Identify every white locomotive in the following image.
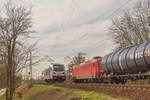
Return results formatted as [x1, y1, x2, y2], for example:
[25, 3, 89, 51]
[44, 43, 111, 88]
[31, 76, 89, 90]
[43, 63, 66, 82]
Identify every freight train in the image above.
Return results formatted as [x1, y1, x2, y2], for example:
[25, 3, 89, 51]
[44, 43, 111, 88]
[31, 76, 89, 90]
[43, 63, 66, 83]
[72, 41, 150, 84]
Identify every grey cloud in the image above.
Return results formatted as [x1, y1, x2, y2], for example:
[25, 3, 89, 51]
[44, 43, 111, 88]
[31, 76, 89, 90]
[0, 0, 138, 64]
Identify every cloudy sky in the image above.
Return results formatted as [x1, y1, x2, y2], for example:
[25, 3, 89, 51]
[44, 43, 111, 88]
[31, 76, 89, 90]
[0, 0, 141, 74]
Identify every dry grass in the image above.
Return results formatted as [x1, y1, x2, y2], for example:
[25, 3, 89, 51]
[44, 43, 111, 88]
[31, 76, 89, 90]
[0, 84, 131, 100]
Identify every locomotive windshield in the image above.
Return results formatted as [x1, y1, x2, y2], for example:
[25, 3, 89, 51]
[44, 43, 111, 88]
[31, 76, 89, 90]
[53, 65, 64, 71]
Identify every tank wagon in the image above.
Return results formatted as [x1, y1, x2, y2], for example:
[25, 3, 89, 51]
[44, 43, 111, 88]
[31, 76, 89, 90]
[43, 63, 66, 83]
[101, 41, 150, 84]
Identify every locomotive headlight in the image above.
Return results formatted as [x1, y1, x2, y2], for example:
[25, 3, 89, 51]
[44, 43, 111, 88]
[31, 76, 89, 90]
[61, 71, 65, 74]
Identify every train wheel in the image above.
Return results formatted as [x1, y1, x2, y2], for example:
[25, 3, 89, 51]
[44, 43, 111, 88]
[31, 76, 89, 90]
[110, 80, 114, 84]
[73, 79, 76, 83]
[121, 79, 126, 84]
[52, 80, 55, 83]
[115, 80, 120, 84]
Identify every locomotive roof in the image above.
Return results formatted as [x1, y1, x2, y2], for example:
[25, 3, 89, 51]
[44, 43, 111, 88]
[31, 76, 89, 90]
[73, 58, 100, 68]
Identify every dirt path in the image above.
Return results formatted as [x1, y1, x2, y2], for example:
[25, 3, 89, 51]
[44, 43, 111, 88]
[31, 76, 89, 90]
[0, 88, 6, 97]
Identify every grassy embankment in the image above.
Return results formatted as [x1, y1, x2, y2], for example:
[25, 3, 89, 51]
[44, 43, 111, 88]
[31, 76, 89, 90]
[0, 84, 130, 100]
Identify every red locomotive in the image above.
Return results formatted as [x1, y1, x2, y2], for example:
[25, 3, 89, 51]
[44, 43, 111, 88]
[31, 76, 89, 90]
[72, 57, 102, 83]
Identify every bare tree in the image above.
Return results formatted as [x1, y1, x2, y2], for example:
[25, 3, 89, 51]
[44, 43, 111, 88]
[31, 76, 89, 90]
[110, 1, 150, 50]
[0, 2, 34, 100]
[67, 53, 86, 79]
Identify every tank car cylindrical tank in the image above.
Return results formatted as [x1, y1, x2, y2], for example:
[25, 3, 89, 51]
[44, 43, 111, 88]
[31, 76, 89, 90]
[101, 41, 150, 74]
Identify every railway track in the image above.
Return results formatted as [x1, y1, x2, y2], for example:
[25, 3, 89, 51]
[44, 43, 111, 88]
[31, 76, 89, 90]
[86, 84, 150, 90]
[33, 81, 150, 90]
[57, 82, 150, 90]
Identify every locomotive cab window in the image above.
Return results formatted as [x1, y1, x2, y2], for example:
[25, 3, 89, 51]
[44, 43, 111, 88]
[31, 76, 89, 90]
[53, 65, 64, 71]
[98, 61, 102, 67]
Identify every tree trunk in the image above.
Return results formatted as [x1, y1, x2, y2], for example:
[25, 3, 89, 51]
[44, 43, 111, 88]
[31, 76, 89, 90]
[5, 71, 15, 100]
[5, 70, 15, 100]
[5, 44, 15, 100]
[6, 88, 14, 100]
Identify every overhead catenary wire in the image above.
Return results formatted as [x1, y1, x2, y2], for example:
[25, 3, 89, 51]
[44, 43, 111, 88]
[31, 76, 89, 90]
[71, 0, 132, 55]
[54, 0, 125, 54]
[64, 0, 124, 46]
[50, 0, 75, 57]
[77, 0, 134, 57]
[81, 0, 133, 52]
[54, 0, 79, 54]
[55, 0, 132, 56]
[58, 0, 74, 33]
[72, 0, 131, 47]
[61, 0, 78, 32]
[52, 0, 78, 56]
